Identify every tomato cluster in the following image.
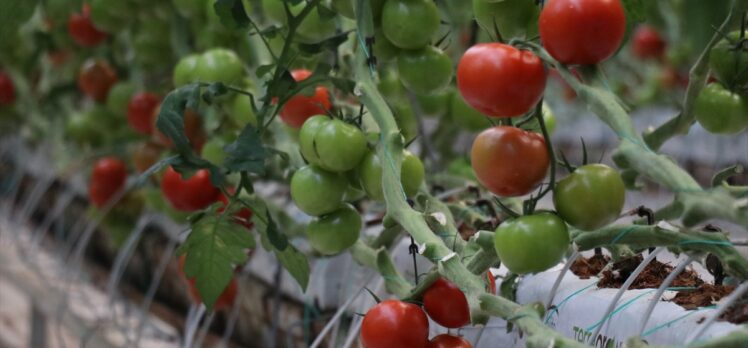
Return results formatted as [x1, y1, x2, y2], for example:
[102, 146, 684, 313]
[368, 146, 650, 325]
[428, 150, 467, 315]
[361, 299, 473, 348]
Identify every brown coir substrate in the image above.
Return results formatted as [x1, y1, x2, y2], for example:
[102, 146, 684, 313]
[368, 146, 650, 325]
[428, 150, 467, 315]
[570, 254, 610, 279]
[570, 254, 703, 289]
[670, 284, 748, 324]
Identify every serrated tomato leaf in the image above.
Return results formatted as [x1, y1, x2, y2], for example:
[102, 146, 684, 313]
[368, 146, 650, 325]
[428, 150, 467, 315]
[297, 31, 352, 54]
[177, 212, 255, 309]
[156, 84, 202, 155]
[243, 197, 309, 291]
[214, 0, 250, 29]
[224, 125, 267, 174]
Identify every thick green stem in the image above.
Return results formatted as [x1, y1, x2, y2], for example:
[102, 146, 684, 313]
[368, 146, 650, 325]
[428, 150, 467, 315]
[353, 0, 487, 323]
[573, 224, 748, 279]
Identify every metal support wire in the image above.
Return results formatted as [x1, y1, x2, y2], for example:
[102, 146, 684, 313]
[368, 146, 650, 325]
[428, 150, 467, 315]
[588, 247, 664, 345]
[546, 250, 580, 308]
[638, 255, 695, 336]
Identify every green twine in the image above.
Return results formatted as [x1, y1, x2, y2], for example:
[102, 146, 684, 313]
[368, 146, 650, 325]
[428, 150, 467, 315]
[641, 305, 717, 337]
[545, 281, 599, 324]
[610, 226, 638, 244]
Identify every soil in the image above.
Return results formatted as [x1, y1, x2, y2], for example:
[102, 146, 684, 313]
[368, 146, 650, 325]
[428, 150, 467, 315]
[570, 254, 610, 279]
[670, 284, 748, 324]
[598, 255, 704, 289]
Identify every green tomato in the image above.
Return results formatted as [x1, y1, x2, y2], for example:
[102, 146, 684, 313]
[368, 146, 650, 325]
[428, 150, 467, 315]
[300, 116, 368, 172]
[553, 164, 625, 231]
[494, 213, 569, 274]
[173, 54, 201, 87]
[473, 0, 539, 41]
[290, 165, 347, 216]
[261, 0, 336, 44]
[397, 46, 453, 94]
[381, 0, 440, 49]
[228, 93, 258, 127]
[694, 83, 748, 134]
[66, 111, 103, 146]
[415, 88, 451, 117]
[374, 29, 401, 64]
[306, 203, 362, 255]
[378, 68, 407, 104]
[449, 91, 491, 131]
[201, 138, 227, 165]
[358, 150, 424, 201]
[709, 30, 748, 90]
[391, 103, 418, 143]
[194, 48, 244, 85]
[105, 82, 136, 116]
[522, 103, 557, 135]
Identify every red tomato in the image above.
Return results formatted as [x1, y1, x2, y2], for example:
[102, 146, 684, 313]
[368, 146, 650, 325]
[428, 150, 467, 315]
[471, 126, 549, 197]
[486, 271, 497, 295]
[457, 43, 546, 117]
[427, 335, 473, 348]
[68, 4, 108, 47]
[217, 191, 254, 229]
[279, 69, 331, 128]
[423, 278, 470, 328]
[178, 255, 238, 311]
[78, 59, 118, 102]
[88, 157, 128, 208]
[632, 25, 666, 60]
[0, 72, 15, 106]
[539, 0, 626, 65]
[127, 92, 160, 135]
[160, 166, 220, 212]
[360, 300, 429, 348]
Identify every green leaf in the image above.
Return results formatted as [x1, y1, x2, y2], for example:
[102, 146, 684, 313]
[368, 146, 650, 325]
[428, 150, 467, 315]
[214, 0, 250, 29]
[256, 64, 275, 78]
[0, 0, 38, 48]
[297, 31, 352, 54]
[224, 124, 267, 174]
[331, 77, 356, 94]
[244, 197, 309, 291]
[156, 84, 202, 155]
[178, 211, 255, 309]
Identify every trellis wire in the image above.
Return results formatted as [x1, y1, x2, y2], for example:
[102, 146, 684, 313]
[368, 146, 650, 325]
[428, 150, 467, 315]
[637, 255, 695, 336]
[587, 247, 664, 345]
[546, 249, 580, 308]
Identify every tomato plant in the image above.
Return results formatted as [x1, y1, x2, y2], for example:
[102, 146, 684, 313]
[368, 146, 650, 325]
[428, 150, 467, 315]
[554, 164, 625, 231]
[539, 0, 626, 65]
[381, 0, 440, 49]
[449, 91, 491, 131]
[131, 142, 161, 173]
[216, 191, 254, 229]
[127, 92, 160, 135]
[423, 278, 470, 328]
[280, 69, 332, 128]
[457, 43, 547, 117]
[78, 59, 118, 102]
[694, 83, 748, 134]
[471, 126, 549, 197]
[0, 72, 15, 106]
[106, 82, 136, 115]
[494, 213, 570, 274]
[358, 150, 425, 201]
[360, 300, 429, 348]
[160, 166, 220, 212]
[632, 25, 667, 61]
[89, 157, 128, 208]
[306, 203, 361, 255]
[427, 334, 473, 348]
[290, 165, 347, 216]
[68, 4, 108, 47]
[299, 116, 368, 172]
